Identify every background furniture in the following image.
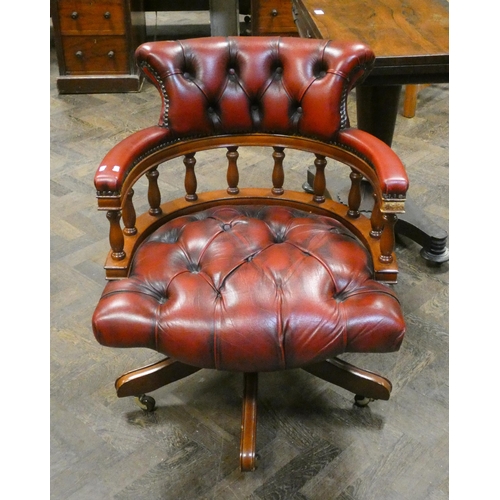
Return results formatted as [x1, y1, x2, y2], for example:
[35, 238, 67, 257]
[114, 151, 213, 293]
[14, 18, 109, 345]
[51, 0, 247, 94]
[292, 0, 449, 263]
[91, 36, 408, 471]
[51, 0, 147, 94]
[403, 83, 431, 118]
[251, 0, 297, 36]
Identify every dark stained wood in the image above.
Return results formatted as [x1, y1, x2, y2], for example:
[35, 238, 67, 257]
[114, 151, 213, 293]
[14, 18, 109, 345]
[347, 169, 362, 218]
[293, 0, 450, 263]
[51, 0, 146, 93]
[292, 0, 449, 85]
[94, 129, 404, 282]
[355, 85, 403, 146]
[312, 154, 327, 204]
[251, 0, 298, 36]
[271, 146, 285, 195]
[56, 0, 128, 35]
[302, 358, 392, 401]
[370, 193, 384, 238]
[146, 167, 162, 215]
[380, 212, 397, 263]
[226, 146, 240, 194]
[240, 372, 259, 472]
[183, 153, 198, 201]
[106, 209, 126, 260]
[115, 357, 201, 397]
[123, 189, 137, 235]
[101, 188, 400, 283]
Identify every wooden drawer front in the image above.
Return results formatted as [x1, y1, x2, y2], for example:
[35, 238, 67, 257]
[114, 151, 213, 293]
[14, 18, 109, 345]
[62, 36, 129, 74]
[255, 0, 296, 33]
[57, 0, 126, 35]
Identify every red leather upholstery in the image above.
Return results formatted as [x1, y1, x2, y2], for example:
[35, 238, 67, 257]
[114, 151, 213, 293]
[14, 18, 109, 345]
[91, 37, 408, 470]
[137, 37, 372, 138]
[94, 37, 407, 199]
[93, 206, 405, 372]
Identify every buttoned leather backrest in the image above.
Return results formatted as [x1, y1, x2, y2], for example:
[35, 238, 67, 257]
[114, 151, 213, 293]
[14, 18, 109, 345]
[136, 37, 374, 142]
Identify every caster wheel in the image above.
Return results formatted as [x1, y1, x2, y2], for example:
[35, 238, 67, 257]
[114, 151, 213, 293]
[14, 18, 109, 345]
[135, 394, 156, 412]
[354, 395, 374, 407]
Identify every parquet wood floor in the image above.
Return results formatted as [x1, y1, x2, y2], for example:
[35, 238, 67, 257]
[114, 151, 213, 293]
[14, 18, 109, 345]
[50, 21, 449, 499]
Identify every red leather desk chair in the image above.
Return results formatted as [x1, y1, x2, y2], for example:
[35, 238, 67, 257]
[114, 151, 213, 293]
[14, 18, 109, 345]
[92, 36, 408, 471]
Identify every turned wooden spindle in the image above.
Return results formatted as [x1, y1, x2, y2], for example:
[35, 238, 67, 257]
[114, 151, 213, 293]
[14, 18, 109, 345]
[122, 188, 137, 235]
[146, 167, 162, 216]
[184, 152, 198, 201]
[313, 154, 327, 203]
[370, 193, 384, 238]
[106, 210, 125, 260]
[347, 170, 362, 218]
[271, 146, 285, 195]
[379, 213, 397, 263]
[226, 146, 240, 194]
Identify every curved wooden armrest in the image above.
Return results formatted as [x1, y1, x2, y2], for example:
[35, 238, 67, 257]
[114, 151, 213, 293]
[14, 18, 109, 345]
[94, 126, 171, 196]
[337, 128, 409, 200]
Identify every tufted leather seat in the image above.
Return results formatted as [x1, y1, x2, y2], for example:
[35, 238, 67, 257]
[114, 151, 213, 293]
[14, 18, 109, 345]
[91, 36, 408, 472]
[94, 205, 404, 372]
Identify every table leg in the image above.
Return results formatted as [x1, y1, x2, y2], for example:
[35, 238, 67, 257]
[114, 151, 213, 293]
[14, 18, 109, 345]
[356, 85, 449, 263]
[209, 0, 240, 36]
[356, 84, 402, 146]
[303, 83, 448, 263]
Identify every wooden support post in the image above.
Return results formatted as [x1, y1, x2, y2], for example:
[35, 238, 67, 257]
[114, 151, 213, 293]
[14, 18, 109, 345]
[146, 167, 162, 215]
[123, 189, 137, 235]
[184, 153, 198, 201]
[226, 146, 240, 194]
[240, 372, 258, 472]
[271, 146, 285, 195]
[107, 210, 125, 260]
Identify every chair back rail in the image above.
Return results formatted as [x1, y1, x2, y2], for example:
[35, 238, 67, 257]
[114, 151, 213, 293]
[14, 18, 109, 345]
[94, 37, 409, 283]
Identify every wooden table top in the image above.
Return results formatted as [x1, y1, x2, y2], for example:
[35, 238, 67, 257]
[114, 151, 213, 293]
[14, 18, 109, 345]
[292, 0, 449, 83]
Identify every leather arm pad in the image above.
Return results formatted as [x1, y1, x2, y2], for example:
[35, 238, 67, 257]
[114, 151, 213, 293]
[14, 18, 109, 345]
[94, 126, 171, 194]
[337, 128, 409, 198]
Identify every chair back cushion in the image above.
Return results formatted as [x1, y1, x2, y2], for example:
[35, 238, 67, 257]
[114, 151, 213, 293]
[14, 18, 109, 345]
[136, 37, 375, 141]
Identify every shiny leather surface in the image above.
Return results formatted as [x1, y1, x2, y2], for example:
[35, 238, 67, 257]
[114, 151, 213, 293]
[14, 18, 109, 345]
[94, 37, 408, 197]
[137, 37, 374, 138]
[93, 206, 405, 372]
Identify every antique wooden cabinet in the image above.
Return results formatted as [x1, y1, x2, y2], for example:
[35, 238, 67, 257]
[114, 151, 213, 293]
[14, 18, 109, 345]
[51, 0, 146, 93]
[251, 0, 297, 36]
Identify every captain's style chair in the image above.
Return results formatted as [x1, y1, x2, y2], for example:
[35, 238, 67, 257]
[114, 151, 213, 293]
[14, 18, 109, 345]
[92, 36, 408, 471]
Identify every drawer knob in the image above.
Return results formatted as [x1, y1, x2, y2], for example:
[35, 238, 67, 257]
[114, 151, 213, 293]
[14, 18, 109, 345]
[107, 51, 115, 58]
[75, 51, 83, 59]
[271, 9, 278, 16]
[104, 11, 111, 19]
[71, 11, 79, 19]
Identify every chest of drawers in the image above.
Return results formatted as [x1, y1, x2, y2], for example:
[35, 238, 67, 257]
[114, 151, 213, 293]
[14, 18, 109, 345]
[52, 0, 146, 93]
[251, 0, 297, 36]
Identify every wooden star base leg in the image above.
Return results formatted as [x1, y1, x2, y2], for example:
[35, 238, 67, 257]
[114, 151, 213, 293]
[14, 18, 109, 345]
[302, 357, 392, 402]
[240, 372, 258, 472]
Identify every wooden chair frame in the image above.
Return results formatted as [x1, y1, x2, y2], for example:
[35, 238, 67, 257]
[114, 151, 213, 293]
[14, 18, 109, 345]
[95, 134, 404, 470]
[93, 37, 408, 471]
[97, 134, 404, 284]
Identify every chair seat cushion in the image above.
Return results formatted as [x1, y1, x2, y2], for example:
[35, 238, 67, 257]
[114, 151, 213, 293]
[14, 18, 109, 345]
[92, 205, 405, 372]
